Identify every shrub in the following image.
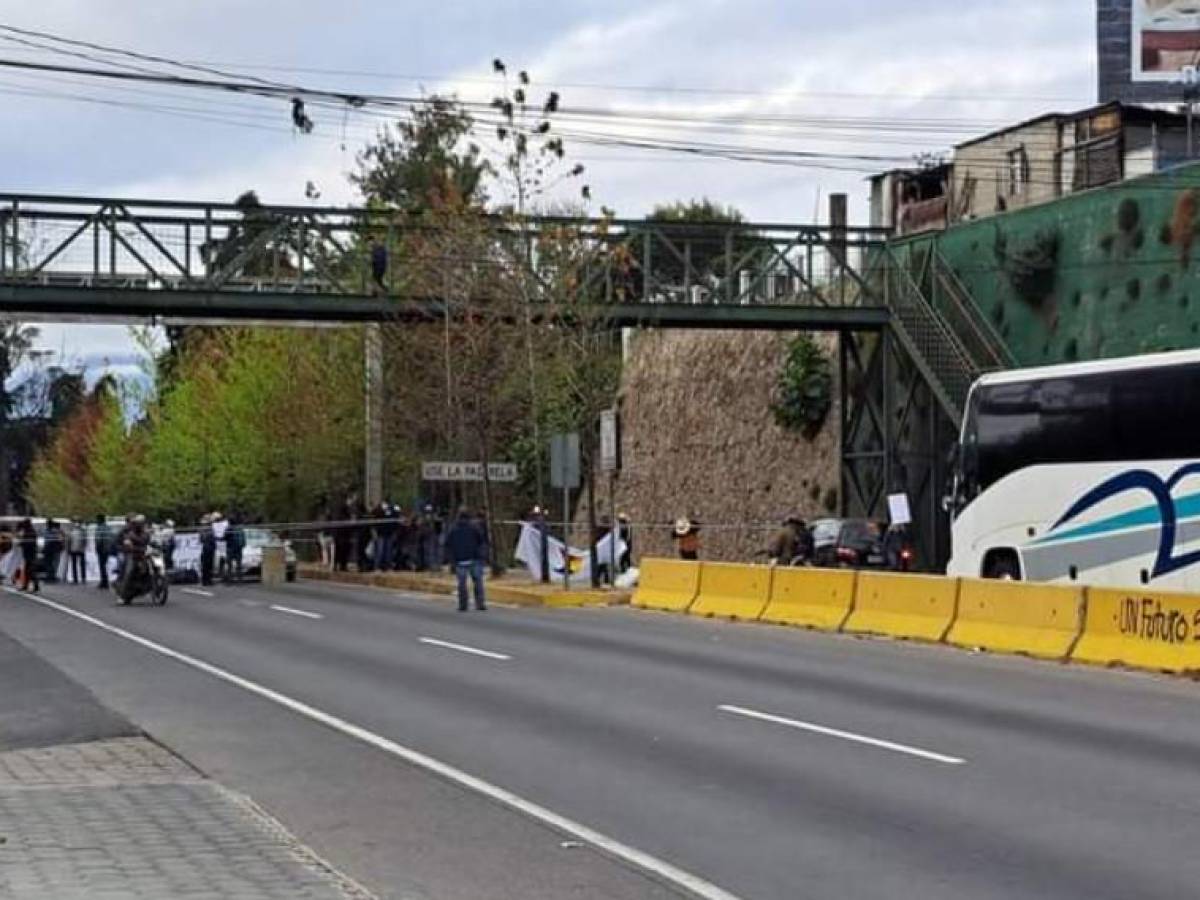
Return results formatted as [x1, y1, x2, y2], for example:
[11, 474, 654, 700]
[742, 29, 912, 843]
[771, 334, 832, 439]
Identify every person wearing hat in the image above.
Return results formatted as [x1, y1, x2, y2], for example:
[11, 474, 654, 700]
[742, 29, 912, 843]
[673, 517, 701, 561]
[768, 516, 810, 566]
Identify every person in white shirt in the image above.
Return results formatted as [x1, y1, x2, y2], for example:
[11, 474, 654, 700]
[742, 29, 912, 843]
[211, 512, 228, 579]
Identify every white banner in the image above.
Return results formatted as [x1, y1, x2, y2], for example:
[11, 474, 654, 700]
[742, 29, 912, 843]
[513, 522, 626, 587]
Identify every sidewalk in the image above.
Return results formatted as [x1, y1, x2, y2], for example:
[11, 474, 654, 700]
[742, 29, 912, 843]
[0, 632, 373, 900]
[300, 565, 632, 608]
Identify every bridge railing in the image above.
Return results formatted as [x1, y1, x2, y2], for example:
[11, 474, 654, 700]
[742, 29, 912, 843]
[0, 193, 889, 311]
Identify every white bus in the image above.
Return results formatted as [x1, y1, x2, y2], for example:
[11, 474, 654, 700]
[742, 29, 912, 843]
[946, 349, 1200, 590]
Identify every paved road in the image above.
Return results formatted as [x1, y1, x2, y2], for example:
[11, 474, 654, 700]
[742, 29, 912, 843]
[3, 577, 1200, 900]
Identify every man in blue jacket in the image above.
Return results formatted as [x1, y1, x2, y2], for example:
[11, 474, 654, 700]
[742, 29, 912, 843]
[444, 507, 488, 612]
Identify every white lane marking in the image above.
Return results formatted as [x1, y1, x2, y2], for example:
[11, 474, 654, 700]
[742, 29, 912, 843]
[718, 704, 966, 766]
[270, 604, 323, 620]
[418, 637, 510, 661]
[182, 588, 215, 598]
[2, 588, 741, 900]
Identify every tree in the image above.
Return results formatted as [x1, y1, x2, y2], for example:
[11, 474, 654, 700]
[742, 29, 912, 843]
[140, 328, 363, 524]
[490, 63, 591, 509]
[639, 199, 754, 300]
[198, 191, 295, 279]
[25, 378, 126, 518]
[352, 97, 490, 213]
[0, 321, 40, 512]
[397, 202, 531, 565]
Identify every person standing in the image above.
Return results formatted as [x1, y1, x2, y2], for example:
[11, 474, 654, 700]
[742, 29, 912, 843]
[43, 519, 63, 583]
[16, 518, 39, 593]
[211, 512, 228, 581]
[767, 518, 800, 566]
[445, 508, 487, 612]
[317, 501, 334, 571]
[370, 238, 388, 295]
[158, 519, 177, 572]
[617, 513, 632, 573]
[673, 518, 701, 561]
[225, 518, 245, 584]
[67, 520, 86, 584]
[199, 515, 216, 587]
[419, 505, 443, 573]
[383, 502, 403, 572]
[594, 515, 614, 586]
[94, 514, 113, 589]
[398, 507, 418, 571]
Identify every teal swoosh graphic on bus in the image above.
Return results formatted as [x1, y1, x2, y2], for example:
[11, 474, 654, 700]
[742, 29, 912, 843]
[1036, 490, 1200, 546]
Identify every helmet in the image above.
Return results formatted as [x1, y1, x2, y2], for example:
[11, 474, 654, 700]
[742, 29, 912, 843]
[133, 514, 147, 526]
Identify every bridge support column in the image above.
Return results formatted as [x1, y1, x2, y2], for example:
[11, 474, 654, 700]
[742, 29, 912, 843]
[840, 328, 954, 571]
[364, 323, 384, 509]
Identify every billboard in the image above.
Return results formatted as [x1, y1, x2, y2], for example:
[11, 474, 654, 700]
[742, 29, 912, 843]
[1134, 1, 1200, 81]
[1098, 0, 1200, 102]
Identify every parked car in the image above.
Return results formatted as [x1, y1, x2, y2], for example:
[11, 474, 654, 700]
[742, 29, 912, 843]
[808, 518, 843, 565]
[812, 518, 913, 570]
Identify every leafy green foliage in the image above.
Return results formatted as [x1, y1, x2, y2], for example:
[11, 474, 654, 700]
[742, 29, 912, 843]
[29, 329, 365, 524]
[771, 335, 832, 439]
[352, 97, 489, 212]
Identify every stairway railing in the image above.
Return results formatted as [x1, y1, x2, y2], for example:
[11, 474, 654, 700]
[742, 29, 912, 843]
[878, 248, 982, 424]
[930, 248, 1017, 371]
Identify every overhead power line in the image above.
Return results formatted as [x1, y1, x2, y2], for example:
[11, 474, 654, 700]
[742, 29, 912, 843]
[0, 23, 1159, 183]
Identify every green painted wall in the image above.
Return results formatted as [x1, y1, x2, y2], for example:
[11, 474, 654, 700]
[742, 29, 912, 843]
[892, 163, 1200, 366]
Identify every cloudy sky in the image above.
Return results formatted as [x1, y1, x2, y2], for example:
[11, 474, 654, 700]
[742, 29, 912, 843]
[0, 0, 1098, 374]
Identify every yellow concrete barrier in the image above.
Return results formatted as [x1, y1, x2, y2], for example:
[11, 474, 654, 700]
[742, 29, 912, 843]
[632, 558, 701, 612]
[690, 563, 773, 620]
[759, 568, 856, 630]
[947, 579, 1084, 660]
[843, 572, 960, 642]
[1072, 588, 1200, 673]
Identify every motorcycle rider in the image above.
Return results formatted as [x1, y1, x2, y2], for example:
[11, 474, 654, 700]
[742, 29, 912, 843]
[116, 515, 151, 598]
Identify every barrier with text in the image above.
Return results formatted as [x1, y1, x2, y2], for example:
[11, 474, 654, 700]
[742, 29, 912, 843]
[1072, 588, 1200, 673]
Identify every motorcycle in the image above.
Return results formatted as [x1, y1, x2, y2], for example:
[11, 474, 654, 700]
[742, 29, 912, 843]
[114, 540, 169, 606]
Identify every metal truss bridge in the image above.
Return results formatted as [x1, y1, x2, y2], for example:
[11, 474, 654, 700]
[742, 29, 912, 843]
[0, 192, 1014, 568]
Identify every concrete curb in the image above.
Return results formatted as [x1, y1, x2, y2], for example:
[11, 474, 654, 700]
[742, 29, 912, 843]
[299, 566, 630, 609]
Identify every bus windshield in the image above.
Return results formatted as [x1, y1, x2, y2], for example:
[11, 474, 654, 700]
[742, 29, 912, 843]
[958, 361, 1200, 507]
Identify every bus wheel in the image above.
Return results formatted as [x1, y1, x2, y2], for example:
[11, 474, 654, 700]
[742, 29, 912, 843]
[983, 550, 1021, 581]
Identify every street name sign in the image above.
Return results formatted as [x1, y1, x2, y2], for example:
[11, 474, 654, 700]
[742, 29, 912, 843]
[421, 461, 519, 483]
